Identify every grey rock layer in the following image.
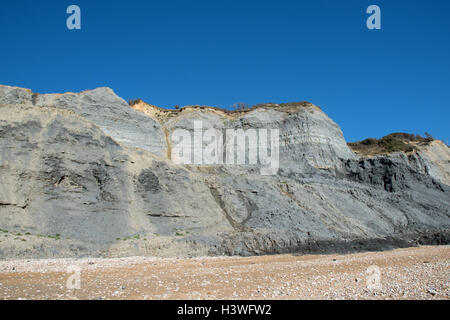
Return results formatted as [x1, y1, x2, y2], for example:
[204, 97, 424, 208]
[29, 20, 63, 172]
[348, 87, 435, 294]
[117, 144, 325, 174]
[0, 85, 167, 156]
[0, 85, 448, 259]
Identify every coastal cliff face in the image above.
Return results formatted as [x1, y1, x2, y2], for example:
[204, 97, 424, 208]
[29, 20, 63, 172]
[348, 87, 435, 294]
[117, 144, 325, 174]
[0, 85, 448, 259]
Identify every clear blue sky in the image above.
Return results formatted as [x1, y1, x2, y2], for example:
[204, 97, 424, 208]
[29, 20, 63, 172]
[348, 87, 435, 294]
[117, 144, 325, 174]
[1, 0, 449, 143]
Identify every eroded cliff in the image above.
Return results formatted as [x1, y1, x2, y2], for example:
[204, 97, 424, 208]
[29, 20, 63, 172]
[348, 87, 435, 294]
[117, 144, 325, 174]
[0, 85, 448, 259]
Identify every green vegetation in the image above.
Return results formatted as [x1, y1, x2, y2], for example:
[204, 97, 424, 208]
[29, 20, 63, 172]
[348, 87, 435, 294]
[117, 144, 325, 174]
[0, 229, 66, 241]
[48, 234, 61, 240]
[278, 101, 313, 108]
[348, 132, 434, 156]
[120, 234, 143, 241]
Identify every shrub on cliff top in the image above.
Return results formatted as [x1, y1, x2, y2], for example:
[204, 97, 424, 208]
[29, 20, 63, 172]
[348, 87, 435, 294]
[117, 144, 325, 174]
[348, 132, 434, 156]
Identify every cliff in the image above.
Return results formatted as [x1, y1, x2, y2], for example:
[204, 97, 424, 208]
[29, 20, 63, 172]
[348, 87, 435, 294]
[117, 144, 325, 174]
[0, 85, 448, 259]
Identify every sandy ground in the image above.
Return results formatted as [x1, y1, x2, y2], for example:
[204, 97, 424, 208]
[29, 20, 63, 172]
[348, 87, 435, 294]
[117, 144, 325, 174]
[0, 245, 448, 300]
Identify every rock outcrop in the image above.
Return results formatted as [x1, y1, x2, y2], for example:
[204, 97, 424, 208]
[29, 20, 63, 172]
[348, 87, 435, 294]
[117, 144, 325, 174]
[0, 85, 448, 259]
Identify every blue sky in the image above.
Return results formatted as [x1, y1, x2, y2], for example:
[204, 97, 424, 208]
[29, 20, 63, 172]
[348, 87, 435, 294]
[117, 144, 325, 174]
[0, 0, 449, 143]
